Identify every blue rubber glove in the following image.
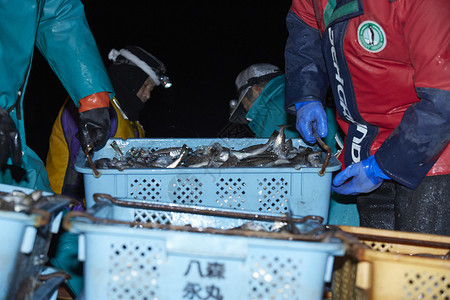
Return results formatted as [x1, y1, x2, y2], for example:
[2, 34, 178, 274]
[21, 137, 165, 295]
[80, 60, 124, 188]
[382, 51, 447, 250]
[332, 155, 390, 195]
[295, 101, 328, 144]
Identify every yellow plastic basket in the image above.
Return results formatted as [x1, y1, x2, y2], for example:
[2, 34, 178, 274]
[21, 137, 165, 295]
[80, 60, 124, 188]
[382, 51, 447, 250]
[332, 226, 450, 300]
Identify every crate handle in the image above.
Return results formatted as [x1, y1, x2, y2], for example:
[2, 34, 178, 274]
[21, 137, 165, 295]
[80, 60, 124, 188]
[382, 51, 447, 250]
[339, 226, 450, 251]
[92, 192, 325, 225]
[30, 208, 51, 227]
[38, 270, 72, 281]
[63, 204, 345, 243]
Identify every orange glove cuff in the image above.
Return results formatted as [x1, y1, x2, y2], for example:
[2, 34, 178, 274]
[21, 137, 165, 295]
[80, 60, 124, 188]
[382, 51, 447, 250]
[78, 92, 110, 113]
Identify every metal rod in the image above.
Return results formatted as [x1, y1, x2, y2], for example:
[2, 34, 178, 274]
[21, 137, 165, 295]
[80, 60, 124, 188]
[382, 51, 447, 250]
[346, 232, 450, 250]
[93, 193, 325, 224]
[64, 209, 339, 242]
[84, 146, 101, 178]
[312, 128, 331, 176]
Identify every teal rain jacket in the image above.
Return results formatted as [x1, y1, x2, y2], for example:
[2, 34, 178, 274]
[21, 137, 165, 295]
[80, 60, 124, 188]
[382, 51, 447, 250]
[246, 75, 299, 138]
[0, 0, 114, 191]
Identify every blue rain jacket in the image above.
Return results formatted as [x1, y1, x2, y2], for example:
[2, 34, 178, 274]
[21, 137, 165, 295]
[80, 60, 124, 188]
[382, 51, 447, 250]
[246, 75, 299, 138]
[0, 0, 114, 191]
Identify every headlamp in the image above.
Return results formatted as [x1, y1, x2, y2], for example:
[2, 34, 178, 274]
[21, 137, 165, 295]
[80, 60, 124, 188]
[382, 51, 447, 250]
[159, 75, 172, 88]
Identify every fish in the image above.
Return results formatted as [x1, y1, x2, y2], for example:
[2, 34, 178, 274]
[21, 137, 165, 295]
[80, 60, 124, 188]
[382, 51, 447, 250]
[150, 155, 174, 168]
[92, 125, 326, 170]
[230, 130, 277, 160]
[183, 154, 209, 168]
[167, 144, 189, 168]
[2, 190, 42, 213]
[151, 146, 189, 159]
[219, 155, 238, 168]
[184, 144, 219, 168]
[110, 140, 124, 158]
[273, 125, 289, 151]
[236, 156, 277, 168]
[307, 151, 323, 168]
[94, 158, 113, 169]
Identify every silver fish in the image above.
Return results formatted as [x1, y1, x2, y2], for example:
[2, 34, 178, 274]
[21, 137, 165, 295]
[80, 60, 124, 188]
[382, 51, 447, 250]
[307, 151, 323, 168]
[230, 130, 277, 160]
[273, 125, 289, 150]
[167, 144, 189, 168]
[3, 190, 42, 213]
[150, 155, 174, 168]
[236, 156, 276, 168]
[219, 156, 238, 168]
[110, 140, 124, 158]
[151, 146, 188, 159]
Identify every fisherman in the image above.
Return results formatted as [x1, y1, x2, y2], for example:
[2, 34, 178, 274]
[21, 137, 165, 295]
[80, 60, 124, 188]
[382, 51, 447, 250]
[47, 45, 171, 201]
[46, 45, 171, 296]
[285, 0, 450, 235]
[0, 1, 113, 192]
[228, 63, 356, 225]
[229, 63, 300, 138]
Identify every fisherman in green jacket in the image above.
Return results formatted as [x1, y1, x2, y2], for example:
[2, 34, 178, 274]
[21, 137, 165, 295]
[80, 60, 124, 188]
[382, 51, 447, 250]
[0, 0, 114, 192]
[229, 63, 299, 138]
[229, 63, 359, 226]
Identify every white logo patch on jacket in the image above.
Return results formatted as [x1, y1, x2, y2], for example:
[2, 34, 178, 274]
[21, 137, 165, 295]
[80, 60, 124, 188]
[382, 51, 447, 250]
[357, 21, 387, 53]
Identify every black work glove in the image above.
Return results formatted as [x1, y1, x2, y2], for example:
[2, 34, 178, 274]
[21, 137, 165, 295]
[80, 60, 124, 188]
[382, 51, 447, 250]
[0, 107, 22, 168]
[77, 107, 110, 154]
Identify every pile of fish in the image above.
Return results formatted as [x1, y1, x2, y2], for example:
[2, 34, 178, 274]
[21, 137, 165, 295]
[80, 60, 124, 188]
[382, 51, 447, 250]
[93, 126, 324, 170]
[0, 190, 45, 213]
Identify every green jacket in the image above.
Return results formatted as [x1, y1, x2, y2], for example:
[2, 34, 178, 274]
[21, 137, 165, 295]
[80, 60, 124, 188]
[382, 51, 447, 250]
[246, 75, 299, 138]
[0, 0, 113, 191]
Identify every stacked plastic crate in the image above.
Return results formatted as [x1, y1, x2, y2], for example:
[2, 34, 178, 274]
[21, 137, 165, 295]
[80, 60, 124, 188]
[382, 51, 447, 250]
[333, 226, 450, 300]
[0, 183, 72, 300]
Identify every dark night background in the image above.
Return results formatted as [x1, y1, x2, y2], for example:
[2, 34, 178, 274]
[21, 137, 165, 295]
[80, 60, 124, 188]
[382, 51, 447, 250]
[24, 1, 292, 162]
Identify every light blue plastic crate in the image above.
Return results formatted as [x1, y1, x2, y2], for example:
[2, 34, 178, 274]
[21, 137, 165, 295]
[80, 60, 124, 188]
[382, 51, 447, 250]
[0, 184, 66, 300]
[75, 138, 341, 223]
[68, 200, 345, 300]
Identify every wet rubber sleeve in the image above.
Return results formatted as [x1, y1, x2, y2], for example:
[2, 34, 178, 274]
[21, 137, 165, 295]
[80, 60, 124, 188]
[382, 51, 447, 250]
[35, 0, 114, 105]
[376, 89, 450, 189]
[284, 9, 329, 114]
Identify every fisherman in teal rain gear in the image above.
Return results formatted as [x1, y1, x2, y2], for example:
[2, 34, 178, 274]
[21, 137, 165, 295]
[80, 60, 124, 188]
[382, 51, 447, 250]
[0, 0, 115, 296]
[229, 63, 359, 226]
[0, 0, 114, 190]
[229, 63, 299, 138]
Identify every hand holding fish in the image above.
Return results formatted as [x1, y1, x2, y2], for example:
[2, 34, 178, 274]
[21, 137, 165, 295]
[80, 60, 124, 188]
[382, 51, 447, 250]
[332, 155, 390, 195]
